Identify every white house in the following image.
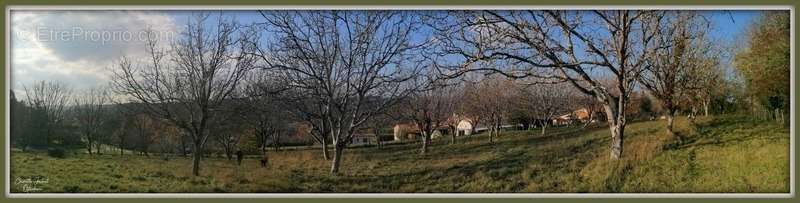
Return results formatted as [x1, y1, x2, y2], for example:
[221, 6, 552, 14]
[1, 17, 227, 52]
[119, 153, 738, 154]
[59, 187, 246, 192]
[456, 119, 473, 136]
[393, 124, 419, 141]
[552, 114, 573, 126]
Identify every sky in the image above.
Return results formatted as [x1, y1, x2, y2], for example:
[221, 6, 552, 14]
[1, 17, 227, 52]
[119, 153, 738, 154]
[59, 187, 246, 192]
[8, 10, 765, 97]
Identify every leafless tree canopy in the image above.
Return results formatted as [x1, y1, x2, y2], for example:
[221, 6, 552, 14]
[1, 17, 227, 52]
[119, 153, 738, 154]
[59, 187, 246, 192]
[639, 11, 715, 137]
[8, 10, 757, 181]
[395, 77, 460, 154]
[458, 75, 515, 143]
[22, 81, 73, 147]
[73, 87, 110, 155]
[428, 10, 666, 159]
[239, 70, 292, 158]
[110, 13, 257, 176]
[251, 10, 427, 174]
[512, 82, 578, 135]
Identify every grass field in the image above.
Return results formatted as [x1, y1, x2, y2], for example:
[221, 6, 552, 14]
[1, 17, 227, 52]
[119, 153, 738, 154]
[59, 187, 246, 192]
[9, 114, 790, 193]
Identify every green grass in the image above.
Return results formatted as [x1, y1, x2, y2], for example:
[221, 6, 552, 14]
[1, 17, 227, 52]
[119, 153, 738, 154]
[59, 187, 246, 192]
[9, 114, 790, 193]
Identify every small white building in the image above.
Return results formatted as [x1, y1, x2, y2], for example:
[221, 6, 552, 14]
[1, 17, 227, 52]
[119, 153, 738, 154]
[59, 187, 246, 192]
[552, 114, 573, 126]
[456, 119, 473, 136]
[393, 124, 419, 141]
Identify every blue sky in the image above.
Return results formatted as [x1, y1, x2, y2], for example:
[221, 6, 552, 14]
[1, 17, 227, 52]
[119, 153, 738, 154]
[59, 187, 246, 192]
[9, 10, 766, 96]
[707, 10, 760, 43]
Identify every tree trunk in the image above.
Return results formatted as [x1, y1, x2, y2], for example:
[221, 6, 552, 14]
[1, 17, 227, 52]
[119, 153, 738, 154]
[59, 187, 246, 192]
[321, 138, 330, 160]
[703, 100, 710, 117]
[45, 128, 52, 147]
[780, 109, 787, 126]
[330, 143, 344, 175]
[495, 123, 501, 137]
[421, 131, 431, 154]
[774, 108, 780, 123]
[373, 128, 382, 148]
[603, 102, 625, 160]
[541, 122, 547, 136]
[489, 125, 494, 143]
[261, 143, 267, 156]
[666, 113, 675, 137]
[87, 138, 93, 155]
[180, 136, 188, 157]
[609, 122, 624, 160]
[191, 143, 202, 176]
[450, 127, 456, 145]
[470, 120, 479, 135]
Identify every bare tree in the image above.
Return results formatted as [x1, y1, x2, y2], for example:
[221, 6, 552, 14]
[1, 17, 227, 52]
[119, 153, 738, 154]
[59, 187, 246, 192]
[10, 91, 29, 151]
[21, 81, 72, 148]
[113, 112, 127, 156]
[457, 82, 483, 135]
[363, 112, 392, 149]
[691, 57, 724, 117]
[110, 14, 256, 176]
[396, 79, 458, 154]
[211, 120, 246, 161]
[252, 11, 424, 175]
[513, 82, 575, 136]
[152, 120, 181, 160]
[429, 10, 663, 159]
[240, 70, 291, 162]
[131, 114, 155, 157]
[73, 87, 110, 155]
[459, 76, 513, 143]
[639, 11, 711, 137]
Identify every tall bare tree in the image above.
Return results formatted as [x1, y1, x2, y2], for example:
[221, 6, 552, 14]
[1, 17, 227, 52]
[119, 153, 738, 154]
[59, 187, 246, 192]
[131, 114, 155, 157]
[240, 72, 290, 160]
[429, 10, 663, 159]
[512, 82, 575, 136]
[21, 81, 72, 148]
[73, 87, 110, 155]
[459, 76, 513, 143]
[211, 119, 246, 161]
[252, 11, 424, 175]
[639, 11, 711, 137]
[363, 111, 393, 149]
[691, 56, 724, 117]
[110, 14, 256, 176]
[152, 119, 181, 160]
[396, 79, 458, 154]
[456, 82, 482, 135]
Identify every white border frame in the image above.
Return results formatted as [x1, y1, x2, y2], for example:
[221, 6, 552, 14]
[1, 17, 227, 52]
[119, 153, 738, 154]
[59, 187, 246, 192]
[3, 5, 795, 199]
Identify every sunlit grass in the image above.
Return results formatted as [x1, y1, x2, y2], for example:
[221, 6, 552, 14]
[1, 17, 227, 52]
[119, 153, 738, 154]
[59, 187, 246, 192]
[10, 115, 789, 193]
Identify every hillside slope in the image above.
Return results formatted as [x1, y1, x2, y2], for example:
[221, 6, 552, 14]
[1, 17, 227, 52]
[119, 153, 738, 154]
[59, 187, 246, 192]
[10, 115, 789, 193]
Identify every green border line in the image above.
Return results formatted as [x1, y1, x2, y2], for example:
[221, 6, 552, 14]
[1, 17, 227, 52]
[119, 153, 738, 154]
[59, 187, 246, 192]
[0, 1, 797, 203]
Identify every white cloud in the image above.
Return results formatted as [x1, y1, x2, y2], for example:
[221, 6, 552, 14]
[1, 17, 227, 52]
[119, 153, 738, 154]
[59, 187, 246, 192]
[10, 10, 181, 95]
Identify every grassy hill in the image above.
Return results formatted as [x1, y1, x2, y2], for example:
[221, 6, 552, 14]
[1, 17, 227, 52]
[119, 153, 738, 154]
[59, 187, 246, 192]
[9, 114, 789, 193]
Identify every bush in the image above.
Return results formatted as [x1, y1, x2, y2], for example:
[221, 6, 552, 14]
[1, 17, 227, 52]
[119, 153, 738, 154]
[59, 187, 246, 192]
[47, 148, 66, 158]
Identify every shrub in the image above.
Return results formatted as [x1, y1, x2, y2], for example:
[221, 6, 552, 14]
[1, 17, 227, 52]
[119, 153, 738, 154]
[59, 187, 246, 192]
[47, 148, 66, 158]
